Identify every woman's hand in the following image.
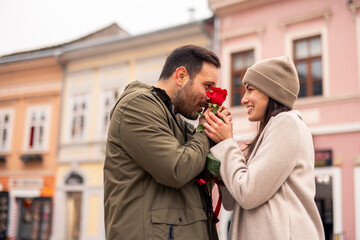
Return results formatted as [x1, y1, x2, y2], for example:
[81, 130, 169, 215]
[203, 109, 233, 143]
[218, 107, 232, 122]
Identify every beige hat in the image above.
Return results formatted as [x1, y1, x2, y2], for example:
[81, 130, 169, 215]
[242, 56, 299, 109]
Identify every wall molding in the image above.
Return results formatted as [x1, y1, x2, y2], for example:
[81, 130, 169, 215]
[221, 25, 265, 41]
[310, 122, 360, 136]
[279, 9, 332, 30]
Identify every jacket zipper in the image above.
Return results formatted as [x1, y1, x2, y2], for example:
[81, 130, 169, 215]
[184, 119, 212, 240]
[205, 193, 213, 240]
[184, 121, 188, 142]
[168, 224, 174, 239]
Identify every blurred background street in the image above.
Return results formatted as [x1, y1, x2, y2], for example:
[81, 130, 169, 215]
[0, 0, 360, 239]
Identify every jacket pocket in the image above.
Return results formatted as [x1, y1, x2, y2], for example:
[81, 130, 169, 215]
[151, 208, 208, 240]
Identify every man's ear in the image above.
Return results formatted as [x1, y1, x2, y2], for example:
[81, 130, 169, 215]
[175, 66, 188, 86]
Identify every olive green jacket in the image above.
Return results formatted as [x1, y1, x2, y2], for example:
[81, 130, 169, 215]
[104, 81, 218, 240]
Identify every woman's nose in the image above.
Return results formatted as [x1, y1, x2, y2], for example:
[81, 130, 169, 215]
[241, 96, 248, 105]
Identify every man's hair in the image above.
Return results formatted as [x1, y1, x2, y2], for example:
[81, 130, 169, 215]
[158, 45, 220, 81]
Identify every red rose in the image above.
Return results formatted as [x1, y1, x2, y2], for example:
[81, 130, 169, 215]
[206, 87, 228, 106]
[196, 86, 228, 132]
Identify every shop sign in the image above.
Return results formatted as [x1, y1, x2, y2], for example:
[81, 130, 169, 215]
[315, 149, 332, 167]
[9, 178, 44, 190]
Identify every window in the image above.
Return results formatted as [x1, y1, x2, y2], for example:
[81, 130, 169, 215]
[65, 172, 84, 240]
[101, 89, 120, 137]
[314, 167, 343, 237]
[231, 50, 254, 106]
[294, 35, 322, 98]
[0, 109, 13, 153]
[71, 96, 87, 140]
[65, 172, 84, 185]
[0, 192, 9, 238]
[24, 106, 50, 151]
[16, 197, 52, 240]
[66, 192, 82, 240]
[28, 112, 45, 149]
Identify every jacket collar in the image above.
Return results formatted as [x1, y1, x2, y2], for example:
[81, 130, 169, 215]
[152, 86, 175, 113]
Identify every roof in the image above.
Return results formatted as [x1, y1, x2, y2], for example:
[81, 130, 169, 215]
[0, 18, 214, 65]
[0, 22, 129, 63]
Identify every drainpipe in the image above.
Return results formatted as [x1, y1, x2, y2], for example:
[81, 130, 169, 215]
[213, 15, 221, 57]
[51, 48, 65, 240]
[53, 48, 64, 164]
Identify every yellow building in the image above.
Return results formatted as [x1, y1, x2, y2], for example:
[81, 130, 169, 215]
[53, 20, 215, 240]
[0, 51, 62, 239]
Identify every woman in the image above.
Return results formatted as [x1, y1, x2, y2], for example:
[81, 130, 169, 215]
[203, 56, 325, 240]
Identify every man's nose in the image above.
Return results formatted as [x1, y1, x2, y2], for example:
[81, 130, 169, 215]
[205, 92, 210, 101]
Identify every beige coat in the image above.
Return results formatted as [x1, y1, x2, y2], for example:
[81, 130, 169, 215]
[104, 81, 218, 240]
[210, 110, 325, 240]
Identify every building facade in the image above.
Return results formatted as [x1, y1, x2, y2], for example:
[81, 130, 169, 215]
[208, 0, 360, 239]
[0, 19, 216, 240]
[0, 51, 62, 239]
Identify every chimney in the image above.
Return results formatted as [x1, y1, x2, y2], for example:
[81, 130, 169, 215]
[188, 7, 195, 22]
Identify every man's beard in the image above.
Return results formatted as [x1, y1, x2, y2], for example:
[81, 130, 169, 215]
[173, 81, 199, 120]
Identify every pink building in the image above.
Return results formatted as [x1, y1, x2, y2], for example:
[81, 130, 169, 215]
[208, 0, 360, 239]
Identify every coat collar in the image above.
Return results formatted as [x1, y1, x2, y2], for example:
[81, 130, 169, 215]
[247, 110, 303, 164]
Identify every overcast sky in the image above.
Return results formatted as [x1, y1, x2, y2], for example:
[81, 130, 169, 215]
[0, 0, 213, 56]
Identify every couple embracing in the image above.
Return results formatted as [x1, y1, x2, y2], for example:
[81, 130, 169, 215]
[103, 45, 325, 240]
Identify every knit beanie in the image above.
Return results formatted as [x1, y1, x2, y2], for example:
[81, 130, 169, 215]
[242, 56, 299, 109]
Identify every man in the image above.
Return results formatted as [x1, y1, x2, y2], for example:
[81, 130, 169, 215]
[104, 45, 221, 239]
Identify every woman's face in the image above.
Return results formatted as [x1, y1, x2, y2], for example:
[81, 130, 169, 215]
[241, 84, 269, 122]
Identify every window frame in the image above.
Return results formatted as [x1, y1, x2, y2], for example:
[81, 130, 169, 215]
[0, 108, 14, 154]
[97, 64, 128, 140]
[293, 35, 323, 98]
[99, 89, 121, 138]
[23, 105, 51, 152]
[69, 95, 89, 141]
[230, 49, 255, 107]
[222, 33, 262, 110]
[284, 21, 330, 100]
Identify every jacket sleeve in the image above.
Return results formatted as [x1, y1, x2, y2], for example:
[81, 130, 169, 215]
[210, 114, 300, 210]
[117, 93, 210, 189]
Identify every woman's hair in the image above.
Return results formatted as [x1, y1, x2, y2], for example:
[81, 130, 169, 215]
[243, 97, 291, 161]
